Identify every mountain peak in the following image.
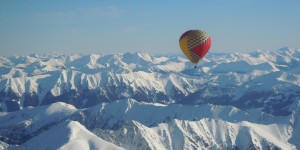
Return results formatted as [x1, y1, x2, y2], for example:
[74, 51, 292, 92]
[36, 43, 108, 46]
[14, 120, 124, 150]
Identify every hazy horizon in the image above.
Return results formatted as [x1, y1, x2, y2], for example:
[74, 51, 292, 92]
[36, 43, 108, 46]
[1, 46, 297, 57]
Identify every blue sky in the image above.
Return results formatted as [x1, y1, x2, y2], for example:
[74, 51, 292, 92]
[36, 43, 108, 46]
[0, 0, 300, 56]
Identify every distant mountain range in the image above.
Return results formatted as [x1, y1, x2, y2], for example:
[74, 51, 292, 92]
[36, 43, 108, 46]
[0, 47, 299, 149]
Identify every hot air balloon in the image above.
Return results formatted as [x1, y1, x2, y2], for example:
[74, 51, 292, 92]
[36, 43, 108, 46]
[179, 30, 211, 68]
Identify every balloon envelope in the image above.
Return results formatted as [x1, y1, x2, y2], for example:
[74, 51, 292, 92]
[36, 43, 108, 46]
[179, 30, 211, 64]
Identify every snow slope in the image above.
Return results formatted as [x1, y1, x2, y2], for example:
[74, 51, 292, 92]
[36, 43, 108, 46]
[0, 99, 299, 149]
[12, 120, 123, 150]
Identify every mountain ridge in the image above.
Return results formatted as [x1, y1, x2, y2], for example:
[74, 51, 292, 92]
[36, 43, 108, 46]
[0, 99, 298, 149]
[0, 48, 299, 117]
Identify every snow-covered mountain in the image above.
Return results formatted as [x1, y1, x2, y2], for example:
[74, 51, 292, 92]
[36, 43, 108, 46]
[11, 120, 124, 150]
[0, 99, 299, 149]
[0, 47, 300, 149]
[0, 47, 299, 116]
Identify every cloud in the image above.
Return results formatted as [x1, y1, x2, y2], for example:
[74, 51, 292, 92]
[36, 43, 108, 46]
[34, 5, 123, 24]
[78, 6, 123, 18]
[35, 11, 75, 24]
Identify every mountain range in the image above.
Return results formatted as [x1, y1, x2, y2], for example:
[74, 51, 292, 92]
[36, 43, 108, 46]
[0, 47, 299, 149]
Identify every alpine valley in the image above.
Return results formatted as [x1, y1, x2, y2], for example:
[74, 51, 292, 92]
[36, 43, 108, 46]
[0, 47, 299, 150]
